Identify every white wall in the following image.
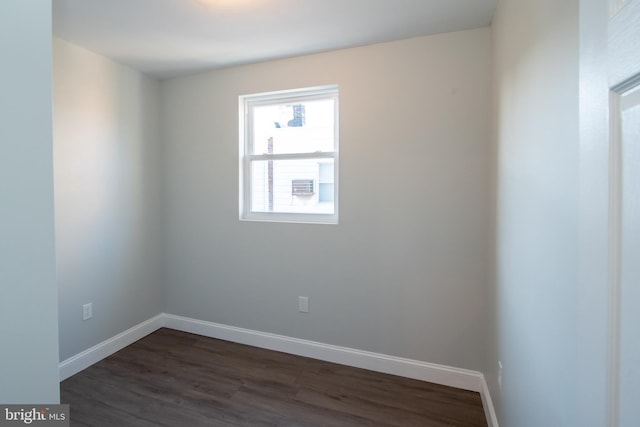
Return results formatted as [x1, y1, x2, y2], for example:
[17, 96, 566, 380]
[161, 28, 492, 371]
[0, 1, 60, 403]
[53, 39, 164, 361]
[490, 0, 580, 425]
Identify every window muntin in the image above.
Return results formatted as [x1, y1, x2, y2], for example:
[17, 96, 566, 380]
[240, 86, 338, 223]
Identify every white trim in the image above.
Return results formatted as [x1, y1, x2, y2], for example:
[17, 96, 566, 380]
[241, 85, 339, 105]
[162, 313, 483, 392]
[248, 151, 336, 161]
[479, 376, 500, 427]
[59, 312, 498, 424]
[607, 90, 623, 427]
[58, 314, 165, 381]
[610, 0, 631, 18]
[241, 211, 338, 225]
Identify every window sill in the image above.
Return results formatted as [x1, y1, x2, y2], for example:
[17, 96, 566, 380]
[240, 212, 338, 225]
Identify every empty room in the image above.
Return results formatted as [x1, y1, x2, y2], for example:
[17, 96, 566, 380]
[2, 0, 639, 426]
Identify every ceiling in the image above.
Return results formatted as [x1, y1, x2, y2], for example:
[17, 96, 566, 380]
[53, 0, 497, 80]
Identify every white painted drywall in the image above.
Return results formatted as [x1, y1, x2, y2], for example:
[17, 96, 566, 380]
[490, 0, 580, 425]
[161, 28, 492, 371]
[53, 39, 164, 361]
[0, 1, 60, 403]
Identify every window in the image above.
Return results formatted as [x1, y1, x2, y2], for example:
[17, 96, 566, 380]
[240, 85, 339, 224]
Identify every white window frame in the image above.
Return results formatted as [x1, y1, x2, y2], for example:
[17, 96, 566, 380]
[239, 85, 339, 224]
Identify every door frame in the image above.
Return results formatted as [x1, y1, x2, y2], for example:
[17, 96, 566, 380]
[579, 0, 640, 425]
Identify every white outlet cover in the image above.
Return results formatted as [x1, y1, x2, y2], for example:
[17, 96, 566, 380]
[298, 296, 309, 313]
[83, 303, 92, 320]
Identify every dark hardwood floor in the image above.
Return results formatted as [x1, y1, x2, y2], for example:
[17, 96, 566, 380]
[61, 328, 487, 426]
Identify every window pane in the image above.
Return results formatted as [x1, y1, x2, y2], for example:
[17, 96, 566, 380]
[252, 99, 335, 155]
[250, 159, 335, 214]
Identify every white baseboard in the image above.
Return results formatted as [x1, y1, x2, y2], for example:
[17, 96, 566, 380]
[479, 375, 500, 427]
[59, 312, 498, 425]
[58, 314, 164, 381]
[163, 313, 482, 392]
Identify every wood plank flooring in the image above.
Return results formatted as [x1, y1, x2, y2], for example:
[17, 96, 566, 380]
[61, 328, 487, 426]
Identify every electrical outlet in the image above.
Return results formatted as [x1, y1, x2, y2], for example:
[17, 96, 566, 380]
[298, 296, 309, 313]
[498, 361, 503, 390]
[83, 303, 93, 321]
